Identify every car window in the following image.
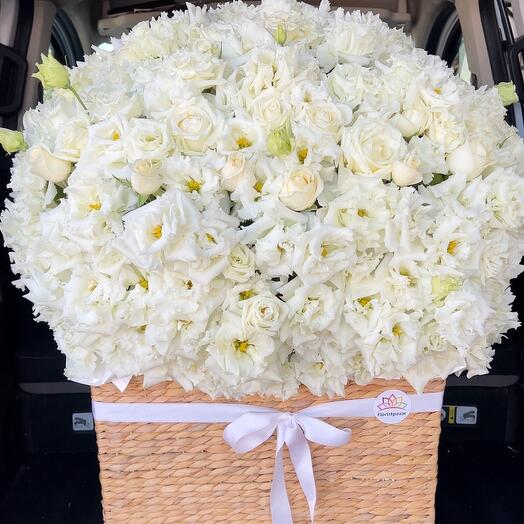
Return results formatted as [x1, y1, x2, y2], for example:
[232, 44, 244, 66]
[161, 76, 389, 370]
[451, 37, 473, 84]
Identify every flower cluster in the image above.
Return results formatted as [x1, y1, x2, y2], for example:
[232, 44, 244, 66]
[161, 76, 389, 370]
[2, 0, 524, 398]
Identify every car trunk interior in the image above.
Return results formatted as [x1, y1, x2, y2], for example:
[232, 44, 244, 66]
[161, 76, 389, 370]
[0, 1, 523, 522]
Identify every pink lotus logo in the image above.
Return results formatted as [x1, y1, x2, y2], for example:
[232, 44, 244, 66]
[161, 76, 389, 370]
[376, 393, 408, 412]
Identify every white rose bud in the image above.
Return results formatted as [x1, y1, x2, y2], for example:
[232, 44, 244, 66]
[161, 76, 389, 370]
[446, 140, 488, 180]
[28, 145, 72, 183]
[391, 108, 427, 138]
[131, 159, 162, 195]
[220, 153, 254, 192]
[279, 166, 323, 211]
[391, 160, 423, 186]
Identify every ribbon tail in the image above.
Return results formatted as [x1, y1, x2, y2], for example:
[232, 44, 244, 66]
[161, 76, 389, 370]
[287, 429, 317, 523]
[271, 441, 293, 524]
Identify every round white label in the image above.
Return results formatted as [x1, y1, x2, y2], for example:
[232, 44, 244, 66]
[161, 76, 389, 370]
[373, 390, 411, 424]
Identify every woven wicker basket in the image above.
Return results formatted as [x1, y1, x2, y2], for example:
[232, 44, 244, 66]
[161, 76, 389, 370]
[92, 378, 444, 524]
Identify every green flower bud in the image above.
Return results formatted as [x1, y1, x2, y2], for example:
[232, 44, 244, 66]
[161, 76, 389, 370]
[0, 128, 26, 154]
[32, 53, 70, 89]
[496, 81, 519, 107]
[274, 24, 287, 46]
[431, 276, 462, 304]
[267, 122, 294, 157]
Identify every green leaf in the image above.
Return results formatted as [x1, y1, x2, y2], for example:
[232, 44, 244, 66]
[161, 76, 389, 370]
[428, 173, 450, 186]
[53, 183, 66, 204]
[137, 193, 153, 207]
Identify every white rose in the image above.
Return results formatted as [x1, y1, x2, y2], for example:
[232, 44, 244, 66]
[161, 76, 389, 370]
[279, 166, 323, 211]
[242, 294, 287, 334]
[125, 119, 172, 162]
[391, 160, 423, 186]
[220, 153, 255, 192]
[27, 145, 72, 183]
[131, 159, 163, 195]
[169, 97, 224, 154]
[305, 100, 350, 136]
[223, 244, 256, 282]
[446, 140, 488, 180]
[341, 117, 407, 179]
[250, 88, 290, 130]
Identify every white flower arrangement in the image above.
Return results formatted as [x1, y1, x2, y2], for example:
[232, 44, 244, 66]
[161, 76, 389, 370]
[1, 0, 524, 398]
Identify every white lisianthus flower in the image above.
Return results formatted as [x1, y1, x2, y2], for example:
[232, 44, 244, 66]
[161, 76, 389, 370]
[66, 171, 135, 220]
[164, 50, 226, 91]
[426, 110, 465, 152]
[341, 117, 407, 179]
[484, 170, 524, 230]
[322, 174, 392, 251]
[281, 281, 343, 345]
[294, 224, 356, 284]
[295, 346, 351, 396]
[113, 190, 201, 270]
[205, 318, 275, 381]
[259, 0, 305, 42]
[419, 66, 460, 108]
[84, 116, 128, 166]
[54, 117, 89, 162]
[237, 49, 278, 100]
[327, 63, 368, 108]
[406, 136, 447, 182]
[317, 11, 379, 69]
[256, 222, 303, 277]
[216, 116, 265, 155]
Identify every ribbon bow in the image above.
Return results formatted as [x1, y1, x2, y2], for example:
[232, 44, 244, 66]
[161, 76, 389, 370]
[223, 409, 351, 524]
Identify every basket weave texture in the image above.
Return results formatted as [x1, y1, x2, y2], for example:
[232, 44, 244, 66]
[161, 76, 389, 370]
[92, 378, 444, 524]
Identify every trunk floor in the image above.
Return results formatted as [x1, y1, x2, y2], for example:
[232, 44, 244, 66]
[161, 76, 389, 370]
[0, 443, 523, 523]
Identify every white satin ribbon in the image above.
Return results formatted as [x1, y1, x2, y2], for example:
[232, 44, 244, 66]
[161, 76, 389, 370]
[92, 391, 443, 524]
